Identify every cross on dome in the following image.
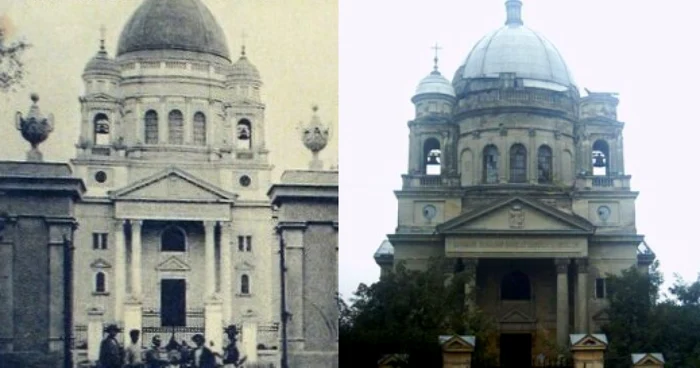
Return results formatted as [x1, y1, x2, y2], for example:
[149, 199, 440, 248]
[431, 42, 442, 72]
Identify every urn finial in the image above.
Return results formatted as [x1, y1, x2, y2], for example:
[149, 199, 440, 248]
[300, 105, 330, 170]
[15, 93, 54, 161]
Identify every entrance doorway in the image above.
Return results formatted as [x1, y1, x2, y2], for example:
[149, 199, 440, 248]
[500, 333, 532, 367]
[161, 279, 186, 326]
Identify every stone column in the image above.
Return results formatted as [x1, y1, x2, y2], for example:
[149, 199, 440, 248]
[204, 221, 216, 298]
[284, 228, 306, 350]
[86, 307, 104, 362]
[555, 258, 570, 347]
[130, 220, 143, 298]
[575, 258, 589, 333]
[463, 259, 478, 311]
[204, 301, 223, 354]
[159, 98, 167, 144]
[123, 299, 142, 345]
[220, 221, 233, 323]
[113, 220, 125, 322]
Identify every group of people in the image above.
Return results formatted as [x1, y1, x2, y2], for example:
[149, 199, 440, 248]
[98, 324, 246, 368]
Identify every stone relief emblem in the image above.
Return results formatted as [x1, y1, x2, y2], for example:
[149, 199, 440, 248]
[509, 204, 525, 229]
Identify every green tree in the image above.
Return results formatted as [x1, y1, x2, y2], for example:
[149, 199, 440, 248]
[340, 258, 497, 368]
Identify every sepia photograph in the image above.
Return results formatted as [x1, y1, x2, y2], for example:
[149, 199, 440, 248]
[340, 0, 700, 367]
[0, 0, 337, 367]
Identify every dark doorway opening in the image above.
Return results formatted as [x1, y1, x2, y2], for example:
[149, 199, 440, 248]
[161, 279, 186, 326]
[500, 333, 532, 367]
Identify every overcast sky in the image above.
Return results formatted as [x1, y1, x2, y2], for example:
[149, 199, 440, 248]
[339, 0, 700, 299]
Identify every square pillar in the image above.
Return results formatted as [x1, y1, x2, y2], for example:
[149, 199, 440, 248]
[575, 258, 589, 333]
[282, 228, 305, 350]
[242, 321, 258, 363]
[86, 307, 105, 362]
[130, 220, 142, 298]
[439, 335, 475, 368]
[570, 334, 607, 368]
[555, 259, 570, 347]
[220, 222, 233, 324]
[113, 220, 125, 322]
[204, 221, 216, 299]
[204, 301, 223, 354]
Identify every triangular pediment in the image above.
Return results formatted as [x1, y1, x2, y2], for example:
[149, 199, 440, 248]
[90, 258, 112, 269]
[500, 310, 536, 324]
[438, 335, 475, 352]
[438, 197, 594, 235]
[570, 334, 608, 350]
[111, 167, 236, 202]
[156, 256, 191, 272]
[377, 354, 409, 366]
[632, 353, 664, 365]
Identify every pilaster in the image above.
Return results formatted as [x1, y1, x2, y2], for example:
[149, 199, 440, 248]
[86, 307, 104, 362]
[130, 220, 142, 299]
[575, 258, 589, 333]
[555, 258, 570, 347]
[283, 227, 305, 350]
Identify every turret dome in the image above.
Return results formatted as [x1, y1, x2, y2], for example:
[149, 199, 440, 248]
[415, 70, 455, 98]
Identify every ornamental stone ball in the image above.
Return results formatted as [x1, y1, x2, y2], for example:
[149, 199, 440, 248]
[15, 93, 54, 161]
[300, 105, 330, 170]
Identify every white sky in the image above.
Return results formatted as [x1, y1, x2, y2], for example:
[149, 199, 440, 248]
[339, 0, 700, 299]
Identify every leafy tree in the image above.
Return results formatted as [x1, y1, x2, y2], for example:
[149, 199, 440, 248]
[340, 258, 498, 367]
[0, 21, 31, 92]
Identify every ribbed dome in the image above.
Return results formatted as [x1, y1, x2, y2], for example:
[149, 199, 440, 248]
[117, 0, 230, 61]
[230, 49, 261, 81]
[456, 0, 575, 89]
[83, 49, 120, 77]
[415, 70, 455, 98]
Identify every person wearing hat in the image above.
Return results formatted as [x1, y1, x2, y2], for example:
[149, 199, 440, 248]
[144, 335, 170, 368]
[222, 325, 246, 368]
[190, 333, 216, 368]
[99, 324, 124, 368]
[124, 329, 144, 368]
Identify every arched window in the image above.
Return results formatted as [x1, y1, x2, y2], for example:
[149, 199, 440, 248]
[241, 275, 250, 295]
[592, 140, 609, 176]
[93, 113, 110, 146]
[236, 119, 252, 150]
[161, 226, 186, 252]
[193, 112, 206, 145]
[95, 272, 106, 293]
[168, 110, 184, 144]
[423, 138, 441, 175]
[144, 110, 159, 144]
[509, 144, 527, 183]
[501, 271, 530, 300]
[537, 145, 553, 183]
[483, 145, 499, 184]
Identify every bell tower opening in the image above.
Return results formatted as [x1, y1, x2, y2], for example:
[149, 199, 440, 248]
[592, 139, 609, 176]
[93, 113, 110, 146]
[423, 138, 441, 175]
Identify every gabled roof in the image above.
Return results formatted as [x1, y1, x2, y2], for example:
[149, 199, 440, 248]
[438, 335, 476, 352]
[110, 166, 236, 202]
[570, 334, 608, 350]
[437, 196, 594, 235]
[631, 353, 664, 365]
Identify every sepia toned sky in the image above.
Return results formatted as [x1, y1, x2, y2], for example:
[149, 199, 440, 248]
[339, 0, 700, 299]
[0, 0, 338, 177]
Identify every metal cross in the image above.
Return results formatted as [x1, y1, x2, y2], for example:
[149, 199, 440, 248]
[241, 30, 248, 55]
[431, 42, 442, 71]
[99, 24, 106, 51]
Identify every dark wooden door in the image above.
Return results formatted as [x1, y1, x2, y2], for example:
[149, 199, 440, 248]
[161, 279, 186, 326]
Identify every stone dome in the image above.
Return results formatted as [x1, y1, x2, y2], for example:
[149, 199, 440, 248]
[415, 70, 455, 98]
[230, 48, 261, 81]
[83, 49, 120, 77]
[116, 0, 231, 61]
[456, 0, 575, 89]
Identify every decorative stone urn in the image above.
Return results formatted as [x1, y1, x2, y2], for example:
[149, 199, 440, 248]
[300, 105, 330, 170]
[15, 93, 54, 161]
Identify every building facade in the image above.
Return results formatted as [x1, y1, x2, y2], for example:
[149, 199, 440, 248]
[374, 1, 653, 366]
[67, 0, 338, 366]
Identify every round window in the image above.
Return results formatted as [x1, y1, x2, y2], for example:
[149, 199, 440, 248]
[239, 175, 251, 187]
[94, 171, 107, 183]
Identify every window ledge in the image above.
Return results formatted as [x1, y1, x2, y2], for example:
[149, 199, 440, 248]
[92, 292, 110, 296]
[236, 293, 252, 298]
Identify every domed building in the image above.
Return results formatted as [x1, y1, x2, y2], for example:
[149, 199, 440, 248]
[69, 1, 338, 367]
[375, 1, 652, 365]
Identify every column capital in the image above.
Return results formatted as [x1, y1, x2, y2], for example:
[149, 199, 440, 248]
[203, 220, 217, 229]
[129, 219, 143, 229]
[554, 258, 570, 274]
[575, 258, 589, 273]
[218, 221, 233, 230]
